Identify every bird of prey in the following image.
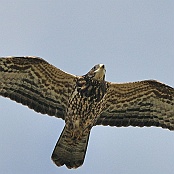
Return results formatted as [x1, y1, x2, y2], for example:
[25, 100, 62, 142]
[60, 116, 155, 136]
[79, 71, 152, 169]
[0, 56, 174, 169]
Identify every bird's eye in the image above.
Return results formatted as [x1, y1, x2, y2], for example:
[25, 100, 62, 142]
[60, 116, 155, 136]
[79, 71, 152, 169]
[93, 65, 99, 71]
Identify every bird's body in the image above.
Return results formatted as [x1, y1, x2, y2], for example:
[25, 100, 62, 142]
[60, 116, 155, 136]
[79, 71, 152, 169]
[0, 56, 174, 169]
[53, 74, 108, 168]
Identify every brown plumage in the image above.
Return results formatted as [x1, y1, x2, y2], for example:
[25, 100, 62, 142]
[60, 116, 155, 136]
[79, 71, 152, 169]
[0, 56, 174, 169]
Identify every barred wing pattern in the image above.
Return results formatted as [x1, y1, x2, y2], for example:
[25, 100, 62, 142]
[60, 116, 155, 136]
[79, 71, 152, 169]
[96, 80, 174, 130]
[0, 57, 77, 119]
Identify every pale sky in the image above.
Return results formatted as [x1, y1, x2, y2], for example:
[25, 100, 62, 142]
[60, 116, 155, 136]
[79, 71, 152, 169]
[0, 1, 174, 174]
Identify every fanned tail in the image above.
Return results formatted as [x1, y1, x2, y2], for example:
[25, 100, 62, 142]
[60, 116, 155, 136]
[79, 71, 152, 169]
[51, 126, 90, 169]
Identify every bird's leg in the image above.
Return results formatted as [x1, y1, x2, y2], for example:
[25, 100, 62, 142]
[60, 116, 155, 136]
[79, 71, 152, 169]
[70, 119, 83, 140]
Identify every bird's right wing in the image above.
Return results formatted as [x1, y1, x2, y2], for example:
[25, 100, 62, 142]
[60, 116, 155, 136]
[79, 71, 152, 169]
[0, 57, 77, 119]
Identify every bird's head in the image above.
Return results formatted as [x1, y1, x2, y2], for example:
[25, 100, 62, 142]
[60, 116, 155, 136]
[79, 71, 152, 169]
[85, 64, 106, 81]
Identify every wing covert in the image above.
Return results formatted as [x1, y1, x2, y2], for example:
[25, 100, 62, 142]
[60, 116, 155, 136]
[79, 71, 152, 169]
[96, 80, 174, 130]
[0, 56, 77, 119]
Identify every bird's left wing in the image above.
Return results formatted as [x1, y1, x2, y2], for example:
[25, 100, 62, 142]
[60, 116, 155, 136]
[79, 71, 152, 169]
[96, 80, 174, 130]
[0, 57, 77, 119]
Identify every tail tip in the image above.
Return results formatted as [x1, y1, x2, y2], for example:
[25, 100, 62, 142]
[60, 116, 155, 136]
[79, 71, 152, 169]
[51, 153, 83, 169]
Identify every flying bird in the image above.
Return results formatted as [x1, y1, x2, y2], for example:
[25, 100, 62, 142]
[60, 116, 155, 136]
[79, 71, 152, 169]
[0, 56, 174, 169]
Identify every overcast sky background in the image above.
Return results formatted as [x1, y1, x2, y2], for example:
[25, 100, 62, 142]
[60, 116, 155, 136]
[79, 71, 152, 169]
[0, 1, 174, 174]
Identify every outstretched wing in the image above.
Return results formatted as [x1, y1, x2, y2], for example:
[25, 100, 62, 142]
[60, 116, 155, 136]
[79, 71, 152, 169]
[0, 56, 77, 119]
[96, 80, 174, 130]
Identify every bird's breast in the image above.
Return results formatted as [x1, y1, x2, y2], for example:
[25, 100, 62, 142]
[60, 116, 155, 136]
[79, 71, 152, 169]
[76, 77, 107, 102]
[65, 78, 108, 131]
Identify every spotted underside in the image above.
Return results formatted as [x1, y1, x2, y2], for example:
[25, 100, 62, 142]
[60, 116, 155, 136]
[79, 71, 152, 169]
[65, 76, 107, 131]
[0, 56, 174, 169]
